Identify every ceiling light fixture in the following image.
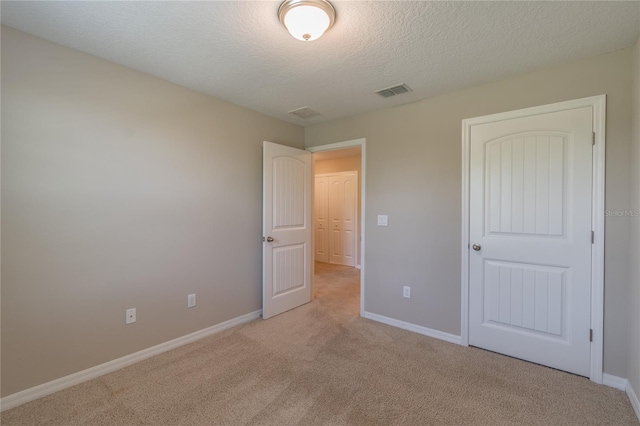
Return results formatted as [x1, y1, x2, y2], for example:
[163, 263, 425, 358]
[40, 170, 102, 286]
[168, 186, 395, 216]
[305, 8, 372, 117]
[278, 0, 336, 42]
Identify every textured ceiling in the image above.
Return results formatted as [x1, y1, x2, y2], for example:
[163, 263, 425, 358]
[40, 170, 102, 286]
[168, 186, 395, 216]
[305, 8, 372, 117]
[2, 1, 639, 126]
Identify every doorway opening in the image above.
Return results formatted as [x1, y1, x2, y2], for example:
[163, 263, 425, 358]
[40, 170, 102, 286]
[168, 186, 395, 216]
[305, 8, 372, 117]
[308, 139, 366, 317]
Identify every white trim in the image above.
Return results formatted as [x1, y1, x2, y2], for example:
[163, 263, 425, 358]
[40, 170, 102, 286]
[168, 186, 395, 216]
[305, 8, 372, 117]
[589, 95, 606, 384]
[461, 120, 471, 347]
[601, 374, 640, 422]
[314, 171, 358, 178]
[460, 95, 606, 384]
[627, 380, 640, 422]
[0, 310, 262, 412]
[363, 311, 462, 345]
[308, 138, 366, 317]
[307, 139, 365, 152]
[603, 373, 628, 391]
[310, 157, 317, 300]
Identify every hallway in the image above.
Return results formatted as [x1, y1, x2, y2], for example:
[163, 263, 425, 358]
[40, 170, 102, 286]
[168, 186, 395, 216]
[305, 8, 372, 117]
[313, 261, 360, 317]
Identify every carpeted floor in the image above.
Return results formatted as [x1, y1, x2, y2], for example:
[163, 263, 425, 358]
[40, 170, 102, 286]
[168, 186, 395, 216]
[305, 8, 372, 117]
[2, 262, 638, 425]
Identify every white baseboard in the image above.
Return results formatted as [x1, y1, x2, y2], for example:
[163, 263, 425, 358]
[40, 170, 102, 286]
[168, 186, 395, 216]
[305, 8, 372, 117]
[627, 380, 640, 422]
[603, 373, 628, 391]
[0, 309, 262, 412]
[602, 373, 640, 422]
[362, 311, 461, 345]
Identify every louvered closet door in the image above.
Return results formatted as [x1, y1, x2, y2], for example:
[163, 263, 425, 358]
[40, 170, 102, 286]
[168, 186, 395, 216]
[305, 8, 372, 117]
[469, 107, 593, 376]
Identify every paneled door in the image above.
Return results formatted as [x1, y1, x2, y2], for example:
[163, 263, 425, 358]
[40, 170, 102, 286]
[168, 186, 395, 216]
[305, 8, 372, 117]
[328, 172, 358, 266]
[314, 176, 329, 262]
[263, 142, 312, 319]
[469, 107, 593, 376]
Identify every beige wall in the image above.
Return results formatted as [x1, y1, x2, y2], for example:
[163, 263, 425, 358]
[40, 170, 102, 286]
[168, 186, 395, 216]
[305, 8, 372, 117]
[315, 156, 361, 176]
[0, 27, 304, 397]
[314, 155, 362, 267]
[306, 48, 634, 377]
[628, 36, 640, 398]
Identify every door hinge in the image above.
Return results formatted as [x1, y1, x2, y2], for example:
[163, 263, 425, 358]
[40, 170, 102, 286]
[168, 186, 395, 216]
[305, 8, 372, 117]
[591, 231, 595, 244]
[590, 329, 593, 342]
[592, 132, 595, 146]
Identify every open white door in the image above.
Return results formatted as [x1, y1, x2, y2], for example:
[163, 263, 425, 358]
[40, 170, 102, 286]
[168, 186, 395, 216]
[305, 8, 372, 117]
[262, 141, 312, 319]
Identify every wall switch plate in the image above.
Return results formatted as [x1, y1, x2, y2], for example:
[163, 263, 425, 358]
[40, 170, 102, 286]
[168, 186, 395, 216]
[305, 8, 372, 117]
[403, 286, 411, 299]
[126, 308, 136, 324]
[188, 293, 196, 308]
[377, 215, 388, 226]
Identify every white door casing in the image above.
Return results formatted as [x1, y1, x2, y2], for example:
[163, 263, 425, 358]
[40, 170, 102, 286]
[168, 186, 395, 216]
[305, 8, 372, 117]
[263, 141, 312, 319]
[314, 176, 329, 263]
[462, 96, 606, 381]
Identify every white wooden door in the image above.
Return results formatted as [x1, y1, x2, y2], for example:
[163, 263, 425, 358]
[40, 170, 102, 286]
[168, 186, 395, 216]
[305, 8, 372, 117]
[469, 107, 593, 376]
[263, 142, 312, 319]
[328, 172, 357, 267]
[314, 176, 329, 262]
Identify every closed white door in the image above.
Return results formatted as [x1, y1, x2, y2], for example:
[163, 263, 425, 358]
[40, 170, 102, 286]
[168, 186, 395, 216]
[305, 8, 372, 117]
[328, 172, 357, 267]
[263, 142, 312, 319]
[469, 107, 593, 376]
[314, 176, 329, 262]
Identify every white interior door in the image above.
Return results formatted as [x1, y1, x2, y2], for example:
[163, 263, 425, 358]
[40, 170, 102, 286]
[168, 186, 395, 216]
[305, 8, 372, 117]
[469, 107, 593, 376]
[263, 141, 312, 319]
[328, 172, 357, 267]
[314, 176, 329, 262]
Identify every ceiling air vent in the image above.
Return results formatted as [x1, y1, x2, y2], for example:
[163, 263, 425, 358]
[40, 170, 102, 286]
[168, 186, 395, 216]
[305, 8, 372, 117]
[375, 83, 412, 98]
[288, 107, 321, 119]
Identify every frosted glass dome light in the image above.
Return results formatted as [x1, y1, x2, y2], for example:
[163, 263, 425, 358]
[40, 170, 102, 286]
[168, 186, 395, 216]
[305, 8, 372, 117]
[278, 0, 336, 42]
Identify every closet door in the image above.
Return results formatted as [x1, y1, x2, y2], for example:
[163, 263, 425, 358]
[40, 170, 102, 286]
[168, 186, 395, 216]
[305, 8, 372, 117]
[328, 173, 357, 267]
[314, 176, 329, 262]
[468, 106, 593, 376]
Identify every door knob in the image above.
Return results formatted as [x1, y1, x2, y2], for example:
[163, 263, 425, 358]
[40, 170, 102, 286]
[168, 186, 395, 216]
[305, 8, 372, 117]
[266, 236, 275, 242]
[472, 244, 481, 251]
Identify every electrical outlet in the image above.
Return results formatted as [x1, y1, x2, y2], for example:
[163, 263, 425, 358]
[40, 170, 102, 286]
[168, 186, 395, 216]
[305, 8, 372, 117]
[403, 286, 411, 299]
[188, 293, 196, 308]
[126, 308, 136, 324]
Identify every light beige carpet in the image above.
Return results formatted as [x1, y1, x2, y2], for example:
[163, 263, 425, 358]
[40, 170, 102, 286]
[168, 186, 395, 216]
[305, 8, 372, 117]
[2, 262, 638, 425]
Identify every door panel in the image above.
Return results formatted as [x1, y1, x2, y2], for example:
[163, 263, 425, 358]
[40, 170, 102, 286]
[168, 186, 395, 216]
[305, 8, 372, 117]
[327, 172, 357, 267]
[486, 134, 567, 236]
[314, 176, 329, 262]
[469, 107, 592, 376]
[272, 244, 305, 296]
[342, 174, 357, 263]
[263, 142, 312, 319]
[483, 261, 567, 337]
[329, 177, 344, 263]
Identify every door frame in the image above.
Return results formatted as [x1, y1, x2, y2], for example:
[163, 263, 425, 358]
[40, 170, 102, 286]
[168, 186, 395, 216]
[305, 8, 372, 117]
[315, 171, 359, 267]
[460, 95, 606, 383]
[307, 138, 366, 317]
